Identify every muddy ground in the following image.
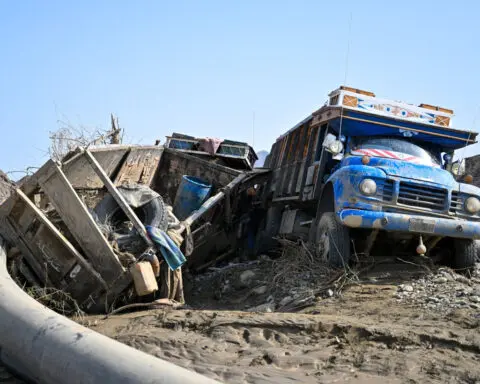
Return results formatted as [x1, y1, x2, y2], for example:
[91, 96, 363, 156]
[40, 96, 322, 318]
[80, 255, 480, 384]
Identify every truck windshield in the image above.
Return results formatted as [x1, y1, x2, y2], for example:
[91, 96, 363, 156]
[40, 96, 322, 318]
[351, 137, 441, 166]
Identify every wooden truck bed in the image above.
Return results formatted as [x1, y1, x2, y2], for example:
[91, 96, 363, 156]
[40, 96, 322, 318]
[0, 144, 261, 313]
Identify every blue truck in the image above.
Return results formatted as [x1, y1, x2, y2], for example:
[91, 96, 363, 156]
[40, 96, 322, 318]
[260, 86, 479, 272]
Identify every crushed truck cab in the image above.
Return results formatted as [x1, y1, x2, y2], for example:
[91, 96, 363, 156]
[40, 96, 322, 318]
[260, 86, 480, 272]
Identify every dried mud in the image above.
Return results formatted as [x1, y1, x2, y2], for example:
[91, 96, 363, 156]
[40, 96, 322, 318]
[85, 264, 480, 384]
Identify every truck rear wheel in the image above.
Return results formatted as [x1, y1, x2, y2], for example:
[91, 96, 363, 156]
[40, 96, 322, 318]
[453, 239, 477, 275]
[316, 212, 350, 268]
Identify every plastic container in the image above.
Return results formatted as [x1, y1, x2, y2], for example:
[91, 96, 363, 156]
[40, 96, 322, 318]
[173, 176, 212, 220]
[130, 261, 158, 296]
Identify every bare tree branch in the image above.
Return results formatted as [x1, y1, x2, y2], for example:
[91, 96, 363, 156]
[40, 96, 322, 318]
[49, 114, 124, 162]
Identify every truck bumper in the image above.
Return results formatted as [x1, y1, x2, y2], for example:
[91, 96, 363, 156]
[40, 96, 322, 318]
[338, 209, 480, 240]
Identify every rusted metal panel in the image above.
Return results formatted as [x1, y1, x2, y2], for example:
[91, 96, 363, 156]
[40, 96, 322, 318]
[39, 161, 124, 284]
[277, 137, 288, 168]
[62, 147, 130, 189]
[300, 125, 327, 201]
[155, 149, 240, 202]
[295, 162, 306, 193]
[114, 146, 163, 186]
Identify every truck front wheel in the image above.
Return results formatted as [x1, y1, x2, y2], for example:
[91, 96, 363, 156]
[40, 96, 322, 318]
[316, 212, 350, 268]
[453, 239, 477, 275]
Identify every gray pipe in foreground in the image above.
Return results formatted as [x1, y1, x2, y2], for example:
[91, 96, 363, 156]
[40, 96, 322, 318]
[0, 237, 220, 384]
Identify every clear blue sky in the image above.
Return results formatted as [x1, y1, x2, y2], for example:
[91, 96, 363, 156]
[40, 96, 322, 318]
[1, 1, 479, 176]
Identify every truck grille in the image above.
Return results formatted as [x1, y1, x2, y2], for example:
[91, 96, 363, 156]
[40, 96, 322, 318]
[397, 182, 447, 211]
[449, 191, 463, 214]
[377, 179, 394, 201]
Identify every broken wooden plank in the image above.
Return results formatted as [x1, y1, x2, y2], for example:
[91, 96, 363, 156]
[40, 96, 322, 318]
[62, 147, 130, 189]
[38, 161, 124, 283]
[83, 149, 154, 248]
[114, 146, 164, 186]
[16, 188, 107, 289]
[3, 216, 53, 286]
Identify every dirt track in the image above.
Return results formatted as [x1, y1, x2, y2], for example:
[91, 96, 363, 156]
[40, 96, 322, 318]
[85, 265, 480, 384]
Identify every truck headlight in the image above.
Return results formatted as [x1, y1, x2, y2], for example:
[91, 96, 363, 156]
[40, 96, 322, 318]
[359, 179, 377, 196]
[465, 196, 480, 214]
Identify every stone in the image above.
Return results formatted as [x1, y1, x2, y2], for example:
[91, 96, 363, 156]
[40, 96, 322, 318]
[400, 284, 414, 293]
[454, 275, 471, 284]
[248, 303, 274, 313]
[279, 296, 293, 307]
[433, 277, 448, 284]
[252, 285, 268, 295]
[327, 289, 334, 297]
[469, 296, 480, 303]
[440, 270, 454, 281]
[239, 270, 256, 284]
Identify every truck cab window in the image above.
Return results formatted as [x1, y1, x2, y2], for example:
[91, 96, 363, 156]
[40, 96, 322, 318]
[352, 136, 441, 167]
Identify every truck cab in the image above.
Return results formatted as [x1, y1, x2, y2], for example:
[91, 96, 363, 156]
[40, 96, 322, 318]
[260, 86, 479, 272]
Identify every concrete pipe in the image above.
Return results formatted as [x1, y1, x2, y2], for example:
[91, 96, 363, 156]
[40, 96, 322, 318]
[0, 237, 220, 384]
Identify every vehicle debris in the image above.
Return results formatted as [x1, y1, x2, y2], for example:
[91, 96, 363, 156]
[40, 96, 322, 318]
[0, 136, 267, 314]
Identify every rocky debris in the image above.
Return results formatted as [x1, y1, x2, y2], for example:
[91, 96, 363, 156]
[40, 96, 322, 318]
[252, 285, 267, 295]
[399, 284, 414, 292]
[247, 302, 275, 312]
[394, 263, 480, 312]
[187, 258, 273, 310]
[239, 270, 256, 285]
[188, 244, 344, 314]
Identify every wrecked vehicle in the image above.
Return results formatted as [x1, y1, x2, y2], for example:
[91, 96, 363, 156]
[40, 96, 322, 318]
[259, 86, 480, 271]
[0, 136, 268, 313]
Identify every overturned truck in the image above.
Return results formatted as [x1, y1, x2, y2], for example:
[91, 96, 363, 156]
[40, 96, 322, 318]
[0, 138, 267, 313]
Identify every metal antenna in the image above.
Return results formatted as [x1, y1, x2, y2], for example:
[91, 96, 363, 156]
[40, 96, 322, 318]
[252, 111, 256, 148]
[343, 12, 353, 87]
[338, 12, 353, 139]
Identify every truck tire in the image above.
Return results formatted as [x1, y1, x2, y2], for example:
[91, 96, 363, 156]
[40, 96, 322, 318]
[253, 207, 282, 255]
[94, 194, 168, 231]
[316, 212, 350, 268]
[453, 239, 477, 275]
[0, 365, 22, 383]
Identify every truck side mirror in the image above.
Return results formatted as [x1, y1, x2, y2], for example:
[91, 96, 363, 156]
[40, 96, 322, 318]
[323, 133, 344, 156]
[451, 159, 466, 176]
